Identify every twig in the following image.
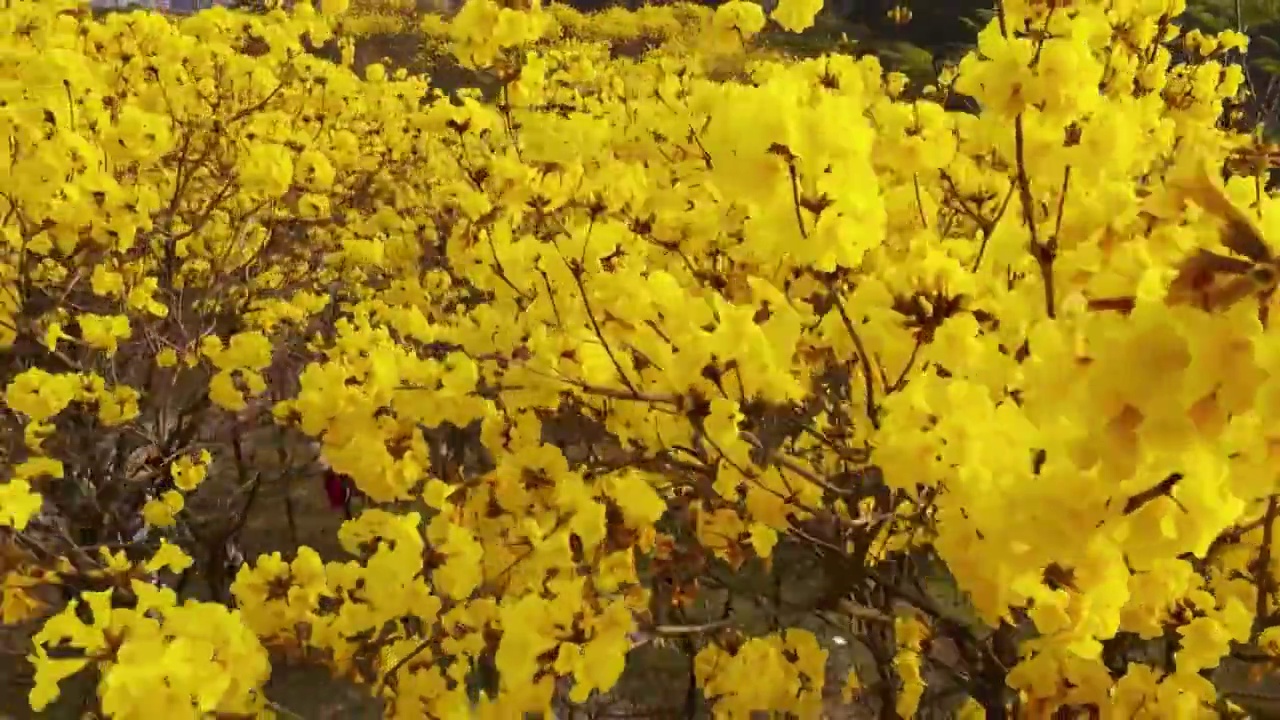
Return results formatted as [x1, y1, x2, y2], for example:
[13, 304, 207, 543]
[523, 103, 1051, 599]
[828, 288, 881, 429]
[376, 634, 434, 695]
[913, 172, 930, 229]
[1015, 116, 1056, 318]
[648, 618, 733, 636]
[1255, 496, 1279, 641]
[784, 154, 809, 239]
[773, 454, 854, 496]
[560, 247, 640, 396]
[1122, 473, 1184, 516]
[970, 183, 1017, 272]
[264, 698, 307, 720]
[835, 598, 895, 624]
[508, 367, 678, 405]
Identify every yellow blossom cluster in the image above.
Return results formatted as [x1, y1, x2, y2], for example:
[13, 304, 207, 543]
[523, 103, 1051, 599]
[341, 0, 420, 37]
[3, 0, 1280, 717]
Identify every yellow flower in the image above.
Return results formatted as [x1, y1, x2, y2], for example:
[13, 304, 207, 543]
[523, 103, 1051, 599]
[0, 479, 43, 530]
[707, 0, 766, 49]
[297, 149, 336, 191]
[42, 322, 67, 351]
[748, 523, 778, 558]
[320, 0, 351, 15]
[604, 470, 666, 526]
[126, 276, 169, 318]
[146, 540, 194, 574]
[237, 143, 295, 198]
[212, 331, 274, 372]
[90, 265, 125, 297]
[77, 313, 131, 355]
[28, 655, 88, 713]
[433, 524, 485, 599]
[2, 569, 52, 624]
[13, 457, 63, 482]
[5, 368, 79, 422]
[170, 450, 211, 492]
[208, 371, 246, 411]
[95, 385, 141, 426]
[142, 491, 185, 528]
[422, 478, 457, 509]
[771, 0, 823, 33]
[99, 548, 133, 575]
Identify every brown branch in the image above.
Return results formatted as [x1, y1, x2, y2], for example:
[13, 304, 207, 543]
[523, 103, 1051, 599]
[1122, 473, 1184, 516]
[647, 618, 733, 636]
[1255, 496, 1280, 642]
[969, 182, 1018, 273]
[561, 248, 640, 396]
[829, 288, 881, 429]
[1014, 115, 1056, 318]
[376, 634, 435, 694]
[773, 454, 854, 497]
[500, 367, 678, 405]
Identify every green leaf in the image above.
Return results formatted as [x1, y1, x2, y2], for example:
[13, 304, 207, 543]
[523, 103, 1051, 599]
[1253, 56, 1280, 75]
[1187, 0, 1280, 28]
[878, 41, 937, 80]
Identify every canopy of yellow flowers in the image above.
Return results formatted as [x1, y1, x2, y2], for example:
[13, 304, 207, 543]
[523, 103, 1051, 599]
[2, 0, 1279, 717]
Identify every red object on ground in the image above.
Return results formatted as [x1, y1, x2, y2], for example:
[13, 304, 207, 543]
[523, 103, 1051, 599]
[323, 470, 351, 511]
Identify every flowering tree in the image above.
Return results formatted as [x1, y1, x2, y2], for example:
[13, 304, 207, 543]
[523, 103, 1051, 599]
[3, 0, 1280, 717]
